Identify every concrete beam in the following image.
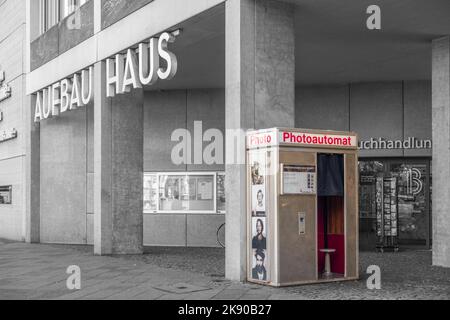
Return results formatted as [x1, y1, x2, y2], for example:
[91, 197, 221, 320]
[432, 36, 450, 268]
[225, 0, 295, 281]
[26, 0, 225, 94]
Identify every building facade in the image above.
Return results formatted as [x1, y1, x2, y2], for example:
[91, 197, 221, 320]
[0, 0, 449, 281]
[0, 0, 28, 241]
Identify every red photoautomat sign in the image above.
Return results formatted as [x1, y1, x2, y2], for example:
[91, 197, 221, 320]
[280, 131, 357, 148]
[247, 131, 277, 149]
[247, 129, 357, 150]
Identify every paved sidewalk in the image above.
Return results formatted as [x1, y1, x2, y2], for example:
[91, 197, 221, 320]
[0, 239, 449, 300]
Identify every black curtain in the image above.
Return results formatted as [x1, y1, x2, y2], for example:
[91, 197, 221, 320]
[317, 154, 344, 197]
[318, 154, 344, 253]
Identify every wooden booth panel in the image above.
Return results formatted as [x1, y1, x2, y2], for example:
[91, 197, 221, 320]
[345, 153, 359, 278]
[278, 151, 317, 284]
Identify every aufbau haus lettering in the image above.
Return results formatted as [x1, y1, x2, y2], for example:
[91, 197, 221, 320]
[33, 32, 178, 123]
[33, 67, 93, 122]
[105, 31, 178, 98]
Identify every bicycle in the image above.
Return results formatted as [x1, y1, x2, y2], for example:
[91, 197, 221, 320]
[217, 223, 225, 248]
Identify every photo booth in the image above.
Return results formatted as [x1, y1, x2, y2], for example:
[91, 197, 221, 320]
[247, 128, 359, 287]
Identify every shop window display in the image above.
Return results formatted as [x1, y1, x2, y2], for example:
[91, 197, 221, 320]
[359, 159, 431, 249]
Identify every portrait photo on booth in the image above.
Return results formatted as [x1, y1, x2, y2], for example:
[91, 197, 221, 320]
[251, 217, 268, 281]
[252, 185, 266, 216]
[251, 153, 266, 186]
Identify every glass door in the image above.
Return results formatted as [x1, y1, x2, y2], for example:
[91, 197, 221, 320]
[388, 161, 431, 248]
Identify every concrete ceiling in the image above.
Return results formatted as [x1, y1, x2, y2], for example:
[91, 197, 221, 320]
[150, 4, 225, 90]
[149, 0, 450, 90]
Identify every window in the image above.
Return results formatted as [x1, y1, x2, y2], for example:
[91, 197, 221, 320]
[39, 0, 88, 35]
[61, 0, 87, 18]
[144, 172, 225, 214]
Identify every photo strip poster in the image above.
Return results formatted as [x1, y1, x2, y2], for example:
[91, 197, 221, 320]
[249, 151, 269, 282]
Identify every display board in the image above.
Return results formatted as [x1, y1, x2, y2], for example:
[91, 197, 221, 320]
[216, 173, 226, 214]
[143, 172, 224, 214]
[0, 186, 12, 204]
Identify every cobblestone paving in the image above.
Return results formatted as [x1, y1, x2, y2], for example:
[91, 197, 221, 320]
[0, 239, 449, 300]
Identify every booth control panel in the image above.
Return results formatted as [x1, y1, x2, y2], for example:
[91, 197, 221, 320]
[298, 213, 306, 235]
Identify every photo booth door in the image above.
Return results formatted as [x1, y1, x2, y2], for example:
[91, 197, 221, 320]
[278, 150, 318, 284]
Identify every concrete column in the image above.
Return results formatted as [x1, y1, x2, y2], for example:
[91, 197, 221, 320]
[25, 0, 40, 243]
[225, 0, 295, 281]
[25, 94, 40, 243]
[432, 36, 450, 268]
[93, 61, 144, 255]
